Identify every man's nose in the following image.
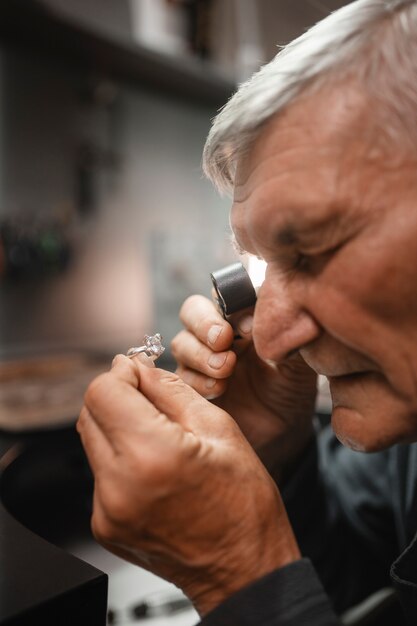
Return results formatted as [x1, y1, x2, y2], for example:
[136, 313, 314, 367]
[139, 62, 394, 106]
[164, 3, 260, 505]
[252, 270, 321, 363]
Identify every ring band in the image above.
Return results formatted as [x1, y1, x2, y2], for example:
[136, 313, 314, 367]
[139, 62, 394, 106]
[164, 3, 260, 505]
[126, 334, 165, 361]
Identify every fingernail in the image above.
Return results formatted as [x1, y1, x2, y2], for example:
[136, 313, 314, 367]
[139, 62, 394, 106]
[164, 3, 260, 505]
[205, 378, 217, 389]
[208, 352, 227, 369]
[208, 325, 223, 346]
[238, 316, 253, 335]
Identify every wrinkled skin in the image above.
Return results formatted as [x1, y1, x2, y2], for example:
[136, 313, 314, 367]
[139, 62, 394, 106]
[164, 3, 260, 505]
[78, 355, 300, 615]
[231, 84, 417, 452]
[78, 81, 417, 618]
[172, 295, 317, 476]
[176, 83, 417, 453]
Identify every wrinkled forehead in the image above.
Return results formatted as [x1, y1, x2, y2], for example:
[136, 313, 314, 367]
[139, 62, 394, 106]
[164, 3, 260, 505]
[230, 84, 384, 238]
[234, 83, 368, 198]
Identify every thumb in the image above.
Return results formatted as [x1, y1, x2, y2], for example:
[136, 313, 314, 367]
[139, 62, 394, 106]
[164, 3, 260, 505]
[137, 364, 236, 440]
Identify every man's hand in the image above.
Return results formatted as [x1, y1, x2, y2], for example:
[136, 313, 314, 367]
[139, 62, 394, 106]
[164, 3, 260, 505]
[77, 354, 300, 616]
[171, 295, 318, 476]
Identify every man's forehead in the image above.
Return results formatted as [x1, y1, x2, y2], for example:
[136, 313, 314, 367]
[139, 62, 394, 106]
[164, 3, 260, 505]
[230, 193, 346, 252]
[233, 82, 367, 200]
[231, 142, 341, 240]
[230, 83, 378, 245]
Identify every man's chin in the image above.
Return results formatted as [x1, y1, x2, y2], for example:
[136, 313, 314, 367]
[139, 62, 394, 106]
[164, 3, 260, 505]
[328, 372, 417, 452]
[331, 404, 417, 452]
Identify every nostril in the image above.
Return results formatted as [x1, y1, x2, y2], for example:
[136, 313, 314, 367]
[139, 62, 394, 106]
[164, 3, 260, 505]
[253, 310, 321, 364]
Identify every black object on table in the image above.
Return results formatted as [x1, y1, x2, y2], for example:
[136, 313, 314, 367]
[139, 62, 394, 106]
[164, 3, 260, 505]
[0, 427, 108, 626]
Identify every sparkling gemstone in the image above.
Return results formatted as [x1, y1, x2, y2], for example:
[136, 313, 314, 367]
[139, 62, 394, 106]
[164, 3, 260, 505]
[143, 334, 165, 359]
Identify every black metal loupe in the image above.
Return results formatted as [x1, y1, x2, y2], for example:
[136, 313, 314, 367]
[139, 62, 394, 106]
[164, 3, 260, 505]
[210, 262, 257, 318]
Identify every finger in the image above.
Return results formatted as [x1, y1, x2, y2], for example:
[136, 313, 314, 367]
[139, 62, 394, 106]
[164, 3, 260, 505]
[171, 330, 236, 380]
[137, 365, 235, 439]
[77, 406, 115, 471]
[209, 282, 255, 337]
[112, 352, 155, 378]
[176, 364, 228, 400]
[225, 308, 255, 356]
[91, 491, 148, 565]
[230, 309, 254, 340]
[84, 359, 163, 443]
[179, 295, 234, 352]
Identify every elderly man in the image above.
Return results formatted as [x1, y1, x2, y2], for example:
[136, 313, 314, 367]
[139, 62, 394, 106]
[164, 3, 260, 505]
[77, 0, 417, 624]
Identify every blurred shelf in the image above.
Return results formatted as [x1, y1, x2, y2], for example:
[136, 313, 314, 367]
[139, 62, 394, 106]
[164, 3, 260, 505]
[0, 0, 236, 106]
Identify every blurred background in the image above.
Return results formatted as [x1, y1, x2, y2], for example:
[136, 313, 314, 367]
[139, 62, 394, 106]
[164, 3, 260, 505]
[0, 0, 349, 365]
[0, 1, 346, 625]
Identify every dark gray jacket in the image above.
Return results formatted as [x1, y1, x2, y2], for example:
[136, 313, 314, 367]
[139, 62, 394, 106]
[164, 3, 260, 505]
[199, 427, 417, 625]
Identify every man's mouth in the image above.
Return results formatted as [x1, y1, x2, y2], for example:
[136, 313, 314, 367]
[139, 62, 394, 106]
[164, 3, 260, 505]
[327, 371, 383, 409]
[327, 371, 372, 383]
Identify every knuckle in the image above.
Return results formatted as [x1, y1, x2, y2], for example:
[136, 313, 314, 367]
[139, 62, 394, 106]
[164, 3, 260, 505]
[91, 510, 116, 545]
[170, 331, 186, 357]
[154, 367, 182, 386]
[85, 372, 112, 408]
[149, 367, 194, 402]
[76, 406, 88, 430]
[175, 364, 187, 381]
[99, 486, 131, 527]
[142, 456, 172, 486]
[196, 341, 210, 367]
[160, 370, 188, 395]
[179, 294, 202, 320]
[184, 293, 204, 309]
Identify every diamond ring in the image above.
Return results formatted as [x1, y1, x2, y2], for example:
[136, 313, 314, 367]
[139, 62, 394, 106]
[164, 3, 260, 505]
[126, 334, 165, 361]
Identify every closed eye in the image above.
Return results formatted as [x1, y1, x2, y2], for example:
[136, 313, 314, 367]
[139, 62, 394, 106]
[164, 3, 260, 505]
[294, 244, 343, 275]
[295, 253, 312, 273]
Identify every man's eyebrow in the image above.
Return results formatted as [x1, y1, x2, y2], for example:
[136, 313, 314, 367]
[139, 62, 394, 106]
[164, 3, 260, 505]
[231, 214, 342, 257]
[275, 214, 345, 247]
[230, 225, 300, 256]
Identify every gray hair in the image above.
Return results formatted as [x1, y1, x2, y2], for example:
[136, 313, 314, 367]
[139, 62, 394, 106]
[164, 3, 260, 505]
[203, 0, 417, 195]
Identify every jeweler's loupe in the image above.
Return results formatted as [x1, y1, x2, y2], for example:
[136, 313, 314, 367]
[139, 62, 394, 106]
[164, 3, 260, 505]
[210, 262, 257, 319]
